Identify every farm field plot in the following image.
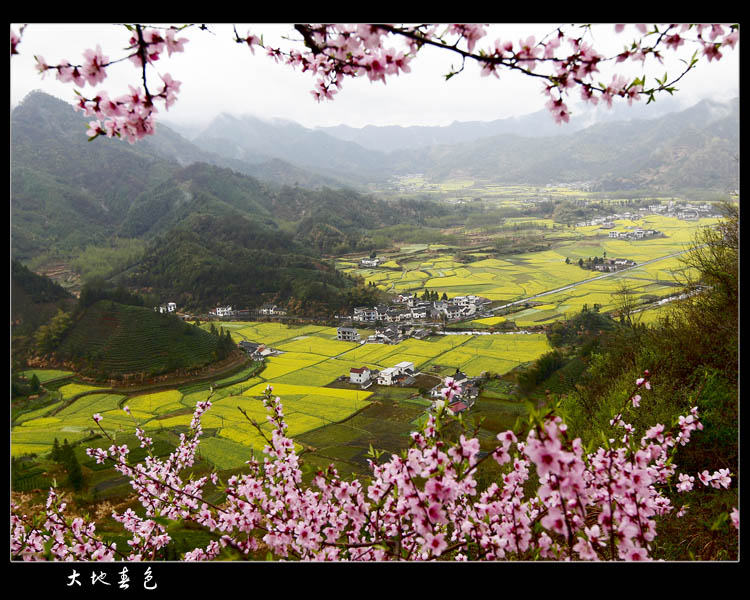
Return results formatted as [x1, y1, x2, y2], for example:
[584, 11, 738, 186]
[13, 399, 65, 425]
[338, 215, 716, 303]
[225, 322, 331, 346]
[423, 333, 551, 376]
[471, 316, 507, 327]
[57, 382, 111, 399]
[274, 336, 357, 357]
[11, 392, 127, 457]
[19, 369, 74, 383]
[126, 390, 185, 415]
[270, 359, 364, 386]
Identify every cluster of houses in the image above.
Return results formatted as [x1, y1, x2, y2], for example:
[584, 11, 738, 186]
[575, 201, 723, 229]
[347, 360, 418, 389]
[349, 292, 491, 326]
[339, 323, 432, 346]
[154, 302, 177, 314]
[206, 303, 285, 319]
[607, 228, 662, 240]
[238, 341, 279, 360]
[591, 258, 638, 273]
[428, 370, 481, 415]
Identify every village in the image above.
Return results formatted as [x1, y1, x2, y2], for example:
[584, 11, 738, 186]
[574, 199, 723, 228]
[234, 337, 482, 416]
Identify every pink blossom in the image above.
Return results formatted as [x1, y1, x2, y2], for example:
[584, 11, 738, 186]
[676, 473, 694, 492]
[165, 28, 188, 56]
[545, 97, 571, 125]
[11, 27, 23, 55]
[82, 44, 108, 86]
[664, 34, 685, 50]
[702, 42, 723, 62]
[33, 55, 50, 77]
[423, 532, 448, 556]
[723, 30, 739, 49]
[56, 60, 86, 87]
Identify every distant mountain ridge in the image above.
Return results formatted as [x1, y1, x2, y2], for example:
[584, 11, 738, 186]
[314, 96, 690, 152]
[182, 96, 738, 191]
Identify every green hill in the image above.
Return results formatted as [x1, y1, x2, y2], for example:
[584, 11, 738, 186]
[52, 300, 235, 381]
[11, 260, 77, 369]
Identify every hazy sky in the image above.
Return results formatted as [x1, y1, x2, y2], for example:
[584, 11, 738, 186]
[10, 23, 740, 130]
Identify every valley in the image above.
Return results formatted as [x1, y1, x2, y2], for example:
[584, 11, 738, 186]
[10, 89, 739, 562]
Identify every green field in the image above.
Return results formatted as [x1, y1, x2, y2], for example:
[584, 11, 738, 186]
[12, 316, 556, 470]
[11, 212, 723, 472]
[339, 216, 714, 292]
[338, 215, 717, 324]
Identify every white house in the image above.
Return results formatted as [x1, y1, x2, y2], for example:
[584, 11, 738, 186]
[359, 257, 381, 267]
[214, 305, 233, 317]
[260, 304, 286, 316]
[353, 307, 377, 322]
[394, 361, 415, 374]
[377, 367, 399, 386]
[349, 366, 371, 385]
[337, 326, 361, 342]
[155, 301, 177, 314]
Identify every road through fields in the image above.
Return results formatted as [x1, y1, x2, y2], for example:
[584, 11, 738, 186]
[489, 247, 701, 313]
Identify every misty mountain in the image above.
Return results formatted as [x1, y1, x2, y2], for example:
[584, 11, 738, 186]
[388, 97, 739, 191]
[190, 113, 389, 183]
[10, 91, 450, 261]
[316, 96, 688, 153]
[184, 96, 738, 193]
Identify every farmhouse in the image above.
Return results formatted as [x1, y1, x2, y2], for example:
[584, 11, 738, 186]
[238, 341, 266, 359]
[337, 326, 361, 342]
[349, 366, 371, 385]
[377, 361, 416, 386]
[260, 304, 287, 316]
[211, 305, 234, 317]
[154, 301, 177, 314]
[353, 306, 377, 322]
[359, 257, 381, 267]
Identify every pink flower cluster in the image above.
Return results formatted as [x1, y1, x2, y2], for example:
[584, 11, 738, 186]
[10, 373, 737, 562]
[13, 23, 739, 140]
[240, 23, 738, 127]
[26, 25, 187, 143]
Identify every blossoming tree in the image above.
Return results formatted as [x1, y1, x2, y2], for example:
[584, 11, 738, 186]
[9, 23, 739, 562]
[10, 373, 738, 561]
[10, 23, 739, 142]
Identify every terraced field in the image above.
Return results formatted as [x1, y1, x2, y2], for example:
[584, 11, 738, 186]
[13, 319, 553, 470]
[54, 300, 229, 378]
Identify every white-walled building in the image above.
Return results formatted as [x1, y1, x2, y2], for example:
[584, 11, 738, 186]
[212, 305, 233, 317]
[338, 326, 361, 342]
[349, 366, 371, 385]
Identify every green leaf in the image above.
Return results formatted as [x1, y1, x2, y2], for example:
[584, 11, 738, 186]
[710, 512, 729, 531]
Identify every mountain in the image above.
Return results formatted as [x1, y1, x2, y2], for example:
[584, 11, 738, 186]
[190, 113, 389, 183]
[11, 91, 738, 314]
[10, 92, 391, 312]
[183, 97, 738, 192]
[382, 97, 740, 191]
[110, 212, 381, 315]
[316, 96, 688, 153]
